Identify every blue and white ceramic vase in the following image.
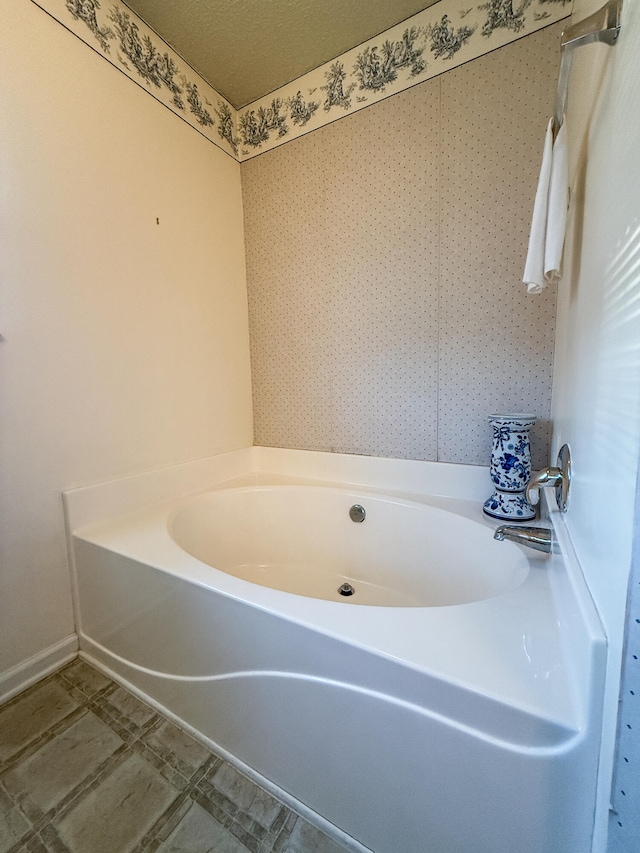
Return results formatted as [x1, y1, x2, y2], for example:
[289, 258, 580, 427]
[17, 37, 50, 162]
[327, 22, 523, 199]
[483, 414, 537, 521]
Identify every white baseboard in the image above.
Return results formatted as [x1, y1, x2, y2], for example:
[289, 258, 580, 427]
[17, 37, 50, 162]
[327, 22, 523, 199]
[0, 635, 78, 705]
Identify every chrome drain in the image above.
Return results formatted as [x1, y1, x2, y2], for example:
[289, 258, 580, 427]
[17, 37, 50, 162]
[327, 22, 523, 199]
[349, 504, 366, 522]
[338, 582, 355, 597]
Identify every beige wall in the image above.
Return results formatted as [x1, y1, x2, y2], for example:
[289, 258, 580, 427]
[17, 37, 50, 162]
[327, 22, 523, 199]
[242, 23, 562, 469]
[0, 0, 253, 675]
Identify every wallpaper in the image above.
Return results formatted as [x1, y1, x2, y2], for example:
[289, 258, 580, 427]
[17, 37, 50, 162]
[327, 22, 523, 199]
[236, 0, 572, 159]
[29, 1, 564, 466]
[31, 0, 572, 160]
[242, 23, 561, 467]
[30, 0, 239, 157]
[608, 480, 640, 852]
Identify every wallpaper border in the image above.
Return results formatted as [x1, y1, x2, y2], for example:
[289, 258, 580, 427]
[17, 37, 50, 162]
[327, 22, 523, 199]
[30, 0, 572, 162]
[30, 0, 239, 158]
[236, 0, 572, 160]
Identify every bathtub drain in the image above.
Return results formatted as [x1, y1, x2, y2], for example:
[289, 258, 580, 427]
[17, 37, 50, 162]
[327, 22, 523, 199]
[338, 582, 355, 597]
[349, 504, 366, 522]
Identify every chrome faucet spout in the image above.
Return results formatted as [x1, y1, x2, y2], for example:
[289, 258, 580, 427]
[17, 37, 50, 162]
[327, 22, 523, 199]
[494, 525, 553, 553]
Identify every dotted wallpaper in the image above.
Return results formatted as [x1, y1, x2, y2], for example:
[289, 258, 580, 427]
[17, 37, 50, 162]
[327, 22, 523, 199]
[241, 23, 562, 468]
[608, 486, 640, 852]
[437, 24, 559, 465]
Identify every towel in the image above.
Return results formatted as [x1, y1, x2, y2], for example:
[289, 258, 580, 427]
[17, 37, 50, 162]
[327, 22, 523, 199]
[523, 118, 568, 294]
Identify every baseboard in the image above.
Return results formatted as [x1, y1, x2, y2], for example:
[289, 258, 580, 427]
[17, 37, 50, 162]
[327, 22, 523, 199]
[0, 635, 78, 705]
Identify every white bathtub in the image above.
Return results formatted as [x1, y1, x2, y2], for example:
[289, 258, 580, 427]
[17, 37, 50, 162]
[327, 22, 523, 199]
[169, 485, 530, 606]
[64, 447, 606, 853]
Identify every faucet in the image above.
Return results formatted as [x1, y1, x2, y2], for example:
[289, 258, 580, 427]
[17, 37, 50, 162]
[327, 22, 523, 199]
[493, 525, 553, 553]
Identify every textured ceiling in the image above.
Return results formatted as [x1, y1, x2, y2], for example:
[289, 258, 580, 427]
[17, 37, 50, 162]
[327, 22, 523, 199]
[123, 0, 440, 108]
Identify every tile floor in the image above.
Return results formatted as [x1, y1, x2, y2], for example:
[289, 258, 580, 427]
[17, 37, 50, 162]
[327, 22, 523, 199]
[0, 659, 353, 853]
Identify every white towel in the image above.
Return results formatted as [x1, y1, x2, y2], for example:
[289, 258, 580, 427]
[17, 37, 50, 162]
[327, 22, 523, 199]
[523, 119, 568, 294]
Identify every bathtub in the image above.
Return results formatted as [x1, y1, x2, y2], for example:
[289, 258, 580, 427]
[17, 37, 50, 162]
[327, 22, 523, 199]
[64, 447, 606, 853]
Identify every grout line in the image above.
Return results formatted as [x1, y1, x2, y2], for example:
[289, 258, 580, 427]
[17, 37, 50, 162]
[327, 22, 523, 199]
[0, 660, 355, 853]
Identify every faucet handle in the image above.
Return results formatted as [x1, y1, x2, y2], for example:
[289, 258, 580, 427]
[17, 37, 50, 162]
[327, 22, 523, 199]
[526, 444, 571, 512]
[525, 467, 563, 505]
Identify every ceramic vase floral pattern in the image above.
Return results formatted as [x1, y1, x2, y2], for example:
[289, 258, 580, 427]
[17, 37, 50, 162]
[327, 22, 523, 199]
[483, 414, 536, 521]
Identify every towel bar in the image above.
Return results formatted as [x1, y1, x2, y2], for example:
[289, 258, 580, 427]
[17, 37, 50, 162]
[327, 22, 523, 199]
[553, 0, 623, 133]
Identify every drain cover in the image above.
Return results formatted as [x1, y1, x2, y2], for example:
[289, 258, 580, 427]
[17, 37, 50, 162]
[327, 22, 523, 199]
[338, 582, 355, 596]
[349, 504, 366, 522]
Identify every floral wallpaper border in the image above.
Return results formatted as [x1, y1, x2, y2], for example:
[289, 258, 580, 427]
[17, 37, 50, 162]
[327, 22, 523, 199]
[237, 0, 573, 159]
[31, 0, 572, 162]
[30, 0, 239, 158]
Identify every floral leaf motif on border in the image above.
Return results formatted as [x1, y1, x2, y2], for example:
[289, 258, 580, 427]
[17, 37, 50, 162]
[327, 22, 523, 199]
[34, 0, 237, 157]
[32, 0, 573, 160]
[236, 0, 572, 159]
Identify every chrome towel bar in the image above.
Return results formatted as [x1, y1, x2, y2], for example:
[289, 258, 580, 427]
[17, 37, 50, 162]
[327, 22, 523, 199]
[553, 0, 623, 134]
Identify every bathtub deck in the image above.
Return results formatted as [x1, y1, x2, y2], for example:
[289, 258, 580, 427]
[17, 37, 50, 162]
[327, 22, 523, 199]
[0, 658, 352, 853]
